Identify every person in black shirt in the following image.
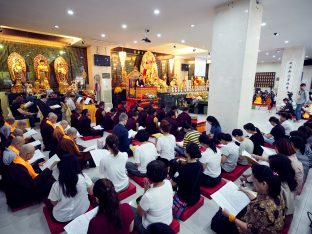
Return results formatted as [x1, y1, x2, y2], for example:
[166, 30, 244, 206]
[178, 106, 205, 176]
[243, 123, 264, 155]
[278, 98, 294, 115]
[264, 117, 285, 145]
[171, 142, 202, 219]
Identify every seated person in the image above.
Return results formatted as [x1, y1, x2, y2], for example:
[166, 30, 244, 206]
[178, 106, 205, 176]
[58, 127, 96, 168]
[171, 143, 202, 219]
[3, 136, 25, 165]
[138, 105, 149, 128]
[5, 116, 16, 134]
[48, 155, 93, 223]
[263, 117, 286, 145]
[232, 129, 254, 165]
[65, 94, 76, 111]
[175, 122, 200, 156]
[41, 112, 58, 152]
[87, 178, 134, 234]
[206, 116, 222, 143]
[176, 107, 192, 127]
[0, 116, 11, 141]
[126, 130, 158, 177]
[16, 120, 28, 133]
[99, 135, 129, 193]
[269, 154, 297, 230]
[279, 98, 294, 115]
[220, 165, 285, 234]
[164, 110, 180, 139]
[156, 120, 176, 166]
[279, 112, 293, 136]
[71, 107, 81, 130]
[10, 96, 36, 127]
[112, 113, 132, 155]
[53, 120, 68, 143]
[243, 123, 264, 156]
[145, 108, 159, 135]
[78, 109, 104, 136]
[5, 144, 55, 209]
[113, 108, 126, 126]
[135, 76, 145, 87]
[12, 129, 24, 138]
[35, 94, 54, 118]
[156, 104, 166, 122]
[125, 111, 139, 131]
[218, 133, 239, 173]
[103, 108, 116, 131]
[95, 101, 105, 127]
[199, 134, 222, 187]
[134, 160, 173, 234]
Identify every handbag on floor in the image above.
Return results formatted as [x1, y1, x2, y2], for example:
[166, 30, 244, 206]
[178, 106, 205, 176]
[211, 208, 239, 234]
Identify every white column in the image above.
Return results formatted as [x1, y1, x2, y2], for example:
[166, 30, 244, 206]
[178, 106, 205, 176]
[276, 47, 305, 105]
[208, 0, 263, 132]
[302, 66, 312, 92]
[87, 45, 113, 108]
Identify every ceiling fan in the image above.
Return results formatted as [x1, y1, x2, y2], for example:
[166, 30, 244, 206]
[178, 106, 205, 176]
[141, 29, 151, 43]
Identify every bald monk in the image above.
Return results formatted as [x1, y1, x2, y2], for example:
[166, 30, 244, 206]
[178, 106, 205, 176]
[16, 120, 27, 133]
[53, 120, 68, 143]
[41, 113, 58, 154]
[5, 144, 55, 209]
[58, 127, 96, 168]
[5, 116, 16, 133]
[2, 136, 25, 166]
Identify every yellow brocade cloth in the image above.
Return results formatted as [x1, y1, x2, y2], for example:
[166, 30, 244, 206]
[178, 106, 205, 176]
[13, 156, 38, 179]
[76, 103, 96, 123]
[46, 120, 55, 129]
[8, 145, 19, 155]
[254, 96, 262, 105]
[5, 122, 16, 132]
[63, 135, 80, 153]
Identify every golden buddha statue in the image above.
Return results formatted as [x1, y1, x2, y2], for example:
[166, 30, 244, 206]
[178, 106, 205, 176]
[140, 51, 159, 86]
[34, 55, 51, 92]
[54, 56, 69, 94]
[8, 52, 26, 93]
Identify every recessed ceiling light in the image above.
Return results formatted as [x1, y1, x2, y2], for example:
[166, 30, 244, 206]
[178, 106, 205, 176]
[277, 50, 281, 53]
[272, 55, 276, 58]
[54, 25, 59, 29]
[278, 57, 281, 60]
[134, 40, 138, 44]
[101, 34, 106, 38]
[261, 22, 266, 27]
[306, 55, 309, 58]
[265, 52, 269, 55]
[157, 33, 161, 38]
[181, 39, 185, 43]
[121, 24, 127, 29]
[190, 24, 195, 28]
[154, 9, 160, 15]
[284, 40, 289, 44]
[67, 10, 74, 15]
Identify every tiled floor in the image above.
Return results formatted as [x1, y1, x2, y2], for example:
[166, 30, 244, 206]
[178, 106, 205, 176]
[0, 108, 311, 234]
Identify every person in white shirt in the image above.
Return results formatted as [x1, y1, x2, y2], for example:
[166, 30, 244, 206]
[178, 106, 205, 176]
[232, 129, 254, 165]
[65, 95, 76, 111]
[279, 112, 293, 136]
[99, 134, 129, 192]
[156, 120, 176, 166]
[48, 155, 93, 223]
[134, 160, 173, 233]
[218, 133, 239, 172]
[199, 134, 222, 187]
[126, 130, 158, 177]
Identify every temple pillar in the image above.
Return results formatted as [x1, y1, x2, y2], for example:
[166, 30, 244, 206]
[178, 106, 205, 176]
[207, 0, 263, 132]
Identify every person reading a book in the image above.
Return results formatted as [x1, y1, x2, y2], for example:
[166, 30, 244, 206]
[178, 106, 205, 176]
[243, 123, 264, 156]
[177, 107, 192, 127]
[199, 134, 222, 187]
[164, 110, 180, 140]
[232, 129, 254, 165]
[41, 112, 58, 155]
[113, 113, 133, 155]
[263, 117, 286, 145]
[218, 133, 239, 173]
[71, 107, 81, 130]
[95, 101, 105, 127]
[125, 111, 139, 131]
[269, 154, 297, 231]
[156, 120, 176, 166]
[53, 120, 68, 143]
[206, 115, 222, 143]
[126, 130, 157, 177]
[134, 160, 173, 234]
[99, 134, 129, 193]
[78, 109, 104, 137]
[5, 144, 55, 209]
[171, 143, 202, 219]
[145, 108, 159, 135]
[16, 120, 27, 133]
[48, 154, 93, 223]
[2, 136, 25, 165]
[87, 178, 134, 234]
[221, 165, 285, 234]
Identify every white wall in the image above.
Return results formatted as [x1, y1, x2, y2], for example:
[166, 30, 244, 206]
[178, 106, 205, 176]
[302, 66, 312, 91]
[256, 62, 281, 91]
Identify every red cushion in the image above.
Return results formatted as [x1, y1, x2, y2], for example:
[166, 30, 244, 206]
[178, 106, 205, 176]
[221, 165, 250, 181]
[81, 135, 102, 141]
[264, 143, 275, 149]
[118, 182, 137, 200]
[129, 174, 145, 188]
[171, 219, 180, 233]
[11, 201, 39, 212]
[180, 196, 204, 221]
[131, 140, 142, 146]
[200, 179, 227, 199]
[43, 206, 67, 234]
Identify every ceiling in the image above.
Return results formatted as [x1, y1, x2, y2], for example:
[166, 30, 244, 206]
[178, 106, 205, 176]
[0, 0, 311, 62]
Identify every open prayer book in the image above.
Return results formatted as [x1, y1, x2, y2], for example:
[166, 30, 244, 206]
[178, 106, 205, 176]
[83, 145, 97, 152]
[241, 150, 259, 165]
[29, 149, 46, 164]
[152, 133, 163, 139]
[64, 207, 99, 234]
[24, 101, 33, 108]
[128, 129, 137, 138]
[23, 129, 38, 138]
[50, 104, 61, 109]
[29, 140, 41, 147]
[176, 141, 184, 148]
[39, 154, 60, 170]
[84, 97, 91, 104]
[92, 125, 104, 130]
[261, 146, 276, 157]
[211, 181, 250, 216]
[90, 149, 109, 166]
[76, 97, 83, 103]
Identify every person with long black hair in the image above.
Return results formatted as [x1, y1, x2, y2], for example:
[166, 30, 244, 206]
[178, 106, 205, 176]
[269, 154, 297, 230]
[87, 179, 134, 234]
[48, 154, 93, 222]
[221, 165, 285, 234]
[206, 115, 221, 142]
[243, 123, 264, 156]
[199, 134, 222, 187]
